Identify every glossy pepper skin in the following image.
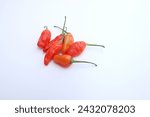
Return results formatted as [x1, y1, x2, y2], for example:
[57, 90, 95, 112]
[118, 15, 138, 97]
[43, 16, 66, 53]
[43, 34, 63, 52]
[62, 33, 74, 54]
[37, 26, 51, 49]
[65, 41, 86, 57]
[53, 54, 72, 67]
[44, 43, 62, 65]
[53, 54, 97, 67]
[53, 26, 74, 53]
[44, 16, 66, 65]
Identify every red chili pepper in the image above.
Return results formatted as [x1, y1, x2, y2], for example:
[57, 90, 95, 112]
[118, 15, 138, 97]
[53, 54, 97, 67]
[62, 33, 74, 53]
[43, 16, 67, 65]
[44, 43, 62, 65]
[37, 26, 51, 49]
[43, 17, 67, 53]
[43, 34, 63, 52]
[65, 41, 105, 57]
[54, 26, 74, 54]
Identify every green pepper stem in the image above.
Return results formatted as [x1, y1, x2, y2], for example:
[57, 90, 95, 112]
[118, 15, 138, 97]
[65, 27, 67, 32]
[58, 16, 67, 43]
[54, 25, 68, 34]
[62, 16, 66, 35]
[71, 59, 97, 67]
[44, 26, 48, 29]
[86, 43, 105, 48]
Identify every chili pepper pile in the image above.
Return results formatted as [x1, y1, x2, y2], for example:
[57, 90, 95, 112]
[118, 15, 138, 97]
[37, 16, 105, 68]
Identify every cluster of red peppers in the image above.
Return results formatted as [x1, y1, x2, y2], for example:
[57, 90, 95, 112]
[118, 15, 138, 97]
[37, 16, 105, 68]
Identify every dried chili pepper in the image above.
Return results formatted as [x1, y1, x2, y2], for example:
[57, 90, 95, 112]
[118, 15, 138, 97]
[53, 54, 97, 67]
[37, 26, 51, 49]
[65, 41, 105, 57]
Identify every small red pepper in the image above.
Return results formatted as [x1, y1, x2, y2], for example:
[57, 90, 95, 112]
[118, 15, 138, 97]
[43, 34, 63, 52]
[37, 26, 51, 49]
[54, 26, 74, 54]
[44, 16, 67, 65]
[62, 33, 74, 53]
[53, 54, 97, 67]
[43, 17, 67, 53]
[65, 41, 105, 57]
[44, 43, 62, 65]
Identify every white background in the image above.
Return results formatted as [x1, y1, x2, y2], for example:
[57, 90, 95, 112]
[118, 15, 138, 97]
[0, 0, 150, 99]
